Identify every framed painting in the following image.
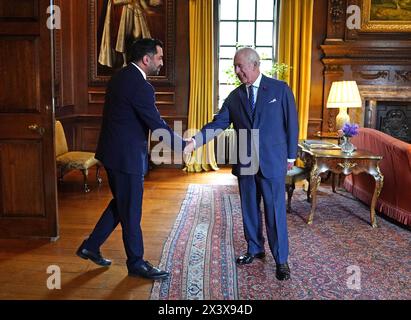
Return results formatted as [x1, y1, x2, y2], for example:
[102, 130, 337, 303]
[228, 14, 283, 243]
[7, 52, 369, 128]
[88, 0, 175, 86]
[361, 0, 411, 32]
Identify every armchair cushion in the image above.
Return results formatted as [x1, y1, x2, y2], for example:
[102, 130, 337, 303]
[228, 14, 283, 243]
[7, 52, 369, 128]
[56, 151, 99, 170]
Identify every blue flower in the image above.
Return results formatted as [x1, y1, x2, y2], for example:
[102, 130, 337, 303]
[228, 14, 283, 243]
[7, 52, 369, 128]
[341, 123, 359, 137]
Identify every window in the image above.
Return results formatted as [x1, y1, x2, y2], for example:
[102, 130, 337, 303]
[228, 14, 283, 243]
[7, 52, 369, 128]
[217, 0, 279, 109]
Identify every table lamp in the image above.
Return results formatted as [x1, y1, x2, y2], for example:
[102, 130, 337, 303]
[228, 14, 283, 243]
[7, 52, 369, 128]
[326, 81, 362, 130]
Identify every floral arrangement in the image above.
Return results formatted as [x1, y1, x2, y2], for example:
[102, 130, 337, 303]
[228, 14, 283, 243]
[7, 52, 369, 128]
[339, 123, 359, 138]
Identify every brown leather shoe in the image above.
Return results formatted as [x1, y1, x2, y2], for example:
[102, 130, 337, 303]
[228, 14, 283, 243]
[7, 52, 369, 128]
[276, 262, 291, 281]
[236, 252, 266, 265]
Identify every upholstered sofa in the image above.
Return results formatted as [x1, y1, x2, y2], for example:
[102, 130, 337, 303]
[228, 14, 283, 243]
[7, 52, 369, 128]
[343, 127, 411, 227]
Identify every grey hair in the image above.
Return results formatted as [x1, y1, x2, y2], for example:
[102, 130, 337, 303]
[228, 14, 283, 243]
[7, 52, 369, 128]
[234, 47, 260, 66]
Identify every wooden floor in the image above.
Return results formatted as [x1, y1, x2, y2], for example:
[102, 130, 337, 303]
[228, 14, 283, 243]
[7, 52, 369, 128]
[0, 167, 237, 300]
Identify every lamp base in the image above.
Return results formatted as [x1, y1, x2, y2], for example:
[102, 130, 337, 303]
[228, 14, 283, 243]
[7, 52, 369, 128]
[336, 107, 350, 130]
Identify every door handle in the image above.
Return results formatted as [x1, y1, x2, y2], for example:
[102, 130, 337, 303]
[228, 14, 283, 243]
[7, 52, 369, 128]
[28, 124, 46, 136]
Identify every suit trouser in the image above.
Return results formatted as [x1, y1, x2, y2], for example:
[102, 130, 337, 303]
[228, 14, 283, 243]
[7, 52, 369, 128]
[238, 173, 289, 264]
[84, 168, 145, 270]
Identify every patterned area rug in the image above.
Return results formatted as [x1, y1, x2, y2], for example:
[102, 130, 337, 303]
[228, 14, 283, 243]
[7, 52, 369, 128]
[150, 184, 411, 300]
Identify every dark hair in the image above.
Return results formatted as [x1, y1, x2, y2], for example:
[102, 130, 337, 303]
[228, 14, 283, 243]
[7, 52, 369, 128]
[128, 38, 163, 63]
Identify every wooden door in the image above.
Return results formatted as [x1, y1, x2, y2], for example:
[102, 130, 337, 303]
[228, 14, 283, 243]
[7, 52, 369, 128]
[0, 0, 58, 239]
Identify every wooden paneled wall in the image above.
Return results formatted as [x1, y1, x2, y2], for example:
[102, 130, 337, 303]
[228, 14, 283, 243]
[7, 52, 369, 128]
[317, 0, 411, 134]
[55, 0, 189, 152]
[308, 0, 329, 137]
[54, 0, 411, 143]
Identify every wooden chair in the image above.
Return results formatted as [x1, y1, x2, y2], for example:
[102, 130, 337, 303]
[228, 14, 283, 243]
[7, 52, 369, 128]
[285, 166, 310, 212]
[55, 120, 102, 192]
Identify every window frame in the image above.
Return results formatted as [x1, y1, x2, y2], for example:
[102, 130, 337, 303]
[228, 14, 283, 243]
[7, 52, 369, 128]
[214, 0, 280, 113]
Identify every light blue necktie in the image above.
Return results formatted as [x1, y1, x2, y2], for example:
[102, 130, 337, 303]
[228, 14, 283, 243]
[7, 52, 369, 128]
[248, 85, 255, 112]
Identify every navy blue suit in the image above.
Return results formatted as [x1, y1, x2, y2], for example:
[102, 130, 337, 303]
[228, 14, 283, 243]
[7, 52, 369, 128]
[85, 64, 185, 271]
[194, 75, 299, 264]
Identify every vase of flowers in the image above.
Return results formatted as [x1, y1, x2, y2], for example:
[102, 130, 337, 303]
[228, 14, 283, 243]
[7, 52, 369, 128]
[339, 123, 359, 154]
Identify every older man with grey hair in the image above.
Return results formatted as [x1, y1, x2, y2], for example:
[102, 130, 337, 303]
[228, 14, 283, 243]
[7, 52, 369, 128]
[185, 47, 299, 280]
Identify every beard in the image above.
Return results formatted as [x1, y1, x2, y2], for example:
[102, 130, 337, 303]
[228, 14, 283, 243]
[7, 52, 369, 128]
[147, 63, 162, 76]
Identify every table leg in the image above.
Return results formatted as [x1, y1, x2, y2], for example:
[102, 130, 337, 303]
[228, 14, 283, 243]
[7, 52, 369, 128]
[370, 167, 384, 228]
[308, 164, 322, 225]
[332, 173, 336, 193]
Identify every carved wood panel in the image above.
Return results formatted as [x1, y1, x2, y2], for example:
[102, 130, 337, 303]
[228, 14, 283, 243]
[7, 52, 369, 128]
[0, 0, 39, 19]
[320, 0, 411, 132]
[0, 142, 45, 217]
[327, 0, 346, 39]
[351, 65, 411, 86]
[54, 0, 75, 108]
[80, 126, 101, 152]
[0, 37, 40, 112]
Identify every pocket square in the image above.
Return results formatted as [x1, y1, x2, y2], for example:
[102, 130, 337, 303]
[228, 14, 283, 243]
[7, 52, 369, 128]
[269, 98, 277, 103]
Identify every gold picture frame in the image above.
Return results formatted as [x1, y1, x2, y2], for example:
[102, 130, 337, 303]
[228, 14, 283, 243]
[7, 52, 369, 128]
[88, 0, 176, 86]
[361, 0, 411, 32]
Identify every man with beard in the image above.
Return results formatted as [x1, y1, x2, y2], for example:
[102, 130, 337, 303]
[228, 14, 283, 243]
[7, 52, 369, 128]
[77, 38, 185, 280]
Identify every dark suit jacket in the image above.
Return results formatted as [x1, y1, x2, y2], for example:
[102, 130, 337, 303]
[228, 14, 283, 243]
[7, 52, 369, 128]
[95, 64, 184, 175]
[194, 75, 299, 178]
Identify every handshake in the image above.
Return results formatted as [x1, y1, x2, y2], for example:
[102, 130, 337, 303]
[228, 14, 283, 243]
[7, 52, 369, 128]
[183, 138, 196, 164]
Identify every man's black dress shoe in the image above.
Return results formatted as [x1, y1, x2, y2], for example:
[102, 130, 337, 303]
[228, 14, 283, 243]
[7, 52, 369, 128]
[76, 242, 112, 267]
[276, 263, 291, 281]
[128, 261, 169, 280]
[236, 252, 266, 265]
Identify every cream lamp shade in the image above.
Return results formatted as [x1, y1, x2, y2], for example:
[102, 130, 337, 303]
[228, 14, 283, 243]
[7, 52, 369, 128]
[327, 81, 362, 129]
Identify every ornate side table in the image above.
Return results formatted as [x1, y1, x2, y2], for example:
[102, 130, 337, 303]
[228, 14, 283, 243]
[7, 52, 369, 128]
[299, 144, 384, 228]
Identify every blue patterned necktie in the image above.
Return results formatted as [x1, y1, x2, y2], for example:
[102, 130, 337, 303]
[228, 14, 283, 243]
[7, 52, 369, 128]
[248, 85, 255, 112]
